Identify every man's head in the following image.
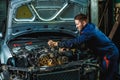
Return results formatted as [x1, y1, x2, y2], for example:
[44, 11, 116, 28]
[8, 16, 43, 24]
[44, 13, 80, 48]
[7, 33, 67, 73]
[74, 13, 88, 31]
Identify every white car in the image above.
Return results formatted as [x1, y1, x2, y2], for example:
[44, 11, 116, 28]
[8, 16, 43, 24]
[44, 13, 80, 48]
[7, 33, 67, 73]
[0, 0, 100, 80]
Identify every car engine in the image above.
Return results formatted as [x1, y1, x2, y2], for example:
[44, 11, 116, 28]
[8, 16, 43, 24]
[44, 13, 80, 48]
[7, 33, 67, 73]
[0, 32, 100, 80]
[10, 42, 78, 67]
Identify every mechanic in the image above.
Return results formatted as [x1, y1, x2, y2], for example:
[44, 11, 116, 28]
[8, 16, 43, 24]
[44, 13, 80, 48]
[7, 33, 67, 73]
[48, 13, 119, 80]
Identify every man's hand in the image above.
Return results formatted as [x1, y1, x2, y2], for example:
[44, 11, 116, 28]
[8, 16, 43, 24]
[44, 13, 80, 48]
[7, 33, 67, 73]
[48, 40, 58, 47]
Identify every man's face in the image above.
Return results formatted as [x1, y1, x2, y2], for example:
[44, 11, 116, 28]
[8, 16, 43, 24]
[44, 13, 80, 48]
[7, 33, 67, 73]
[74, 20, 84, 32]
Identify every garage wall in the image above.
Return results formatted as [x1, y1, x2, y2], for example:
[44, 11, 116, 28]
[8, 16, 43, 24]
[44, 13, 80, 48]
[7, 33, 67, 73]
[0, 0, 7, 32]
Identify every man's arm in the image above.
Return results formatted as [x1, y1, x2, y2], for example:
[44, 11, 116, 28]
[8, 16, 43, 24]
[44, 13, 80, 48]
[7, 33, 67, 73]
[48, 33, 89, 48]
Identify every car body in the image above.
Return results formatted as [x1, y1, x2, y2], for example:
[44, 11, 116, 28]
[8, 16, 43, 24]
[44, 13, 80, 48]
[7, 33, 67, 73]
[0, 0, 99, 80]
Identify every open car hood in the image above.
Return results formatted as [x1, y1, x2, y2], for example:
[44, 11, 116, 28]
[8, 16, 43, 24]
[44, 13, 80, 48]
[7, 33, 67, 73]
[6, 0, 88, 40]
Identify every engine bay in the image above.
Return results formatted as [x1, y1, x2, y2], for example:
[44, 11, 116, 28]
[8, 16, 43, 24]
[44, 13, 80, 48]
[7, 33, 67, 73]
[0, 32, 100, 80]
[9, 40, 79, 67]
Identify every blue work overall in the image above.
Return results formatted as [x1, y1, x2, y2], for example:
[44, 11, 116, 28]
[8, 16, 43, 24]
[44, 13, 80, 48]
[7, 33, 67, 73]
[58, 23, 119, 80]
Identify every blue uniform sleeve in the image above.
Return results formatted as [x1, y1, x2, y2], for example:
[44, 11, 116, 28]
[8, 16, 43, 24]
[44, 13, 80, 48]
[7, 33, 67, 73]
[58, 32, 90, 48]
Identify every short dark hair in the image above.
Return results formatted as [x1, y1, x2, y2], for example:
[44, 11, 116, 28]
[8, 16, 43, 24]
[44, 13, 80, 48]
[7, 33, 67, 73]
[74, 13, 87, 21]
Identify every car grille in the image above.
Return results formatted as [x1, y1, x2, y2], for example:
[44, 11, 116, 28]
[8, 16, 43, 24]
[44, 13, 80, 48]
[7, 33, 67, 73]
[34, 68, 81, 80]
